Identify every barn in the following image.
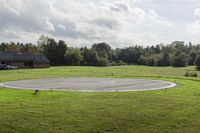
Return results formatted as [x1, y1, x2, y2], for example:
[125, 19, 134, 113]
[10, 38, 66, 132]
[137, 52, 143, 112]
[0, 52, 50, 68]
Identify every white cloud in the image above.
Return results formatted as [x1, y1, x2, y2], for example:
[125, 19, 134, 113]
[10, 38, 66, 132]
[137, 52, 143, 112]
[58, 24, 66, 30]
[148, 10, 172, 27]
[185, 19, 200, 43]
[45, 19, 55, 31]
[187, 20, 200, 34]
[194, 8, 200, 17]
[0, 0, 199, 47]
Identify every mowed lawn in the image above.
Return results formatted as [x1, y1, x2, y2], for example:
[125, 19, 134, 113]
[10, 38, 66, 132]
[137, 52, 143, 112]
[1, 66, 200, 133]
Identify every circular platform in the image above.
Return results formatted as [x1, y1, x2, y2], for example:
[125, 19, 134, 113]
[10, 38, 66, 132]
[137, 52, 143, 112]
[0, 78, 176, 92]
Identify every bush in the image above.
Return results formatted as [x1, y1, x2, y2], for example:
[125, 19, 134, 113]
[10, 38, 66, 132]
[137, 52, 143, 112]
[96, 58, 109, 67]
[184, 71, 198, 77]
[146, 56, 157, 66]
[172, 55, 188, 67]
[195, 55, 200, 71]
[138, 55, 147, 65]
[196, 66, 200, 71]
[157, 53, 171, 66]
[110, 60, 127, 66]
[184, 72, 189, 77]
[116, 60, 127, 66]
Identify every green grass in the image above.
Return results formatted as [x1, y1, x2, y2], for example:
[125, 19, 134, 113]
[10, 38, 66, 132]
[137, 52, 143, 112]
[0, 65, 199, 82]
[0, 65, 200, 133]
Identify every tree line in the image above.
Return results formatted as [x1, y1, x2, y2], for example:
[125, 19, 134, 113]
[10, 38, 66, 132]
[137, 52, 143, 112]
[1, 35, 200, 70]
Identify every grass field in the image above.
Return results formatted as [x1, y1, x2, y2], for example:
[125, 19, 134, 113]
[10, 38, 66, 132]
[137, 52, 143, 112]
[1, 66, 200, 133]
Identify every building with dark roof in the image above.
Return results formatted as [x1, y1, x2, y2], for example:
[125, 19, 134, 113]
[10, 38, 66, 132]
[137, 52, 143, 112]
[0, 52, 50, 68]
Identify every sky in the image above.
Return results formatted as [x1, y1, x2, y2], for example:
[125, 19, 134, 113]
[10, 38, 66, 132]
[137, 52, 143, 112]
[0, 0, 200, 47]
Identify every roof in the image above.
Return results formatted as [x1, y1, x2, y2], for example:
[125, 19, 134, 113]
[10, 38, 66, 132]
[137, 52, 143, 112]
[0, 52, 49, 64]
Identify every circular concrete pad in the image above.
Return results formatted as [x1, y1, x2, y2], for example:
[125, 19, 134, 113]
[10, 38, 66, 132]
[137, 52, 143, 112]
[0, 78, 176, 92]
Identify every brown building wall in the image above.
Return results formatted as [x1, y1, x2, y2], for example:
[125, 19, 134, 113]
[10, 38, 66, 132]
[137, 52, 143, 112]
[11, 62, 32, 68]
[33, 64, 49, 68]
[1, 61, 49, 69]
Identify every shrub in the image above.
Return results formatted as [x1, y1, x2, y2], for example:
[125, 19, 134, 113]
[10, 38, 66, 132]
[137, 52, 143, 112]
[146, 56, 157, 66]
[138, 55, 147, 65]
[96, 58, 109, 67]
[196, 66, 200, 71]
[184, 71, 189, 77]
[157, 53, 172, 66]
[190, 72, 198, 77]
[116, 60, 126, 66]
[172, 55, 188, 67]
[195, 55, 200, 71]
[184, 71, 198, 77]
[110, 60, 127, 66]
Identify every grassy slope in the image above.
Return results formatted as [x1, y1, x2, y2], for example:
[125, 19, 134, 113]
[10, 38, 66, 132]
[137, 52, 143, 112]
[0, 66, 200, 133]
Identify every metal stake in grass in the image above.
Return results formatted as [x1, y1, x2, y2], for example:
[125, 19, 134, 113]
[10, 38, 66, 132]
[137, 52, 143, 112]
[34, 89, 39, 95]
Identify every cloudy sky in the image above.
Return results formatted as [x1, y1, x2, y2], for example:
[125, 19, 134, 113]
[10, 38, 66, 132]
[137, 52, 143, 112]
[0, 0, 200, 47]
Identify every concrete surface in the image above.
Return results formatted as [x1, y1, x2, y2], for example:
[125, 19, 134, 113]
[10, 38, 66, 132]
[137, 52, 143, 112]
[0, 78, 176, 92]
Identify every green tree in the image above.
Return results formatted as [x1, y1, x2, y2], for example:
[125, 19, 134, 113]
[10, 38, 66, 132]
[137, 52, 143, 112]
[195, 55, 200, 70]
[172, 54, 188, 67]
[146, 56, 157, 66]
[7, 42, 21, 52]
[41, 38, 58, 65]
[56, 40, 67, 65]
[92, 42, 112, 60]
[157, 52, 171, 66]
[0, 42, 8, 52]
[188, 50, 197, 65]
[82, 49, 99, 66]
[138, 55, 147, 65]
[97, 58, 109, 66]
[65, 48, 82, 65]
